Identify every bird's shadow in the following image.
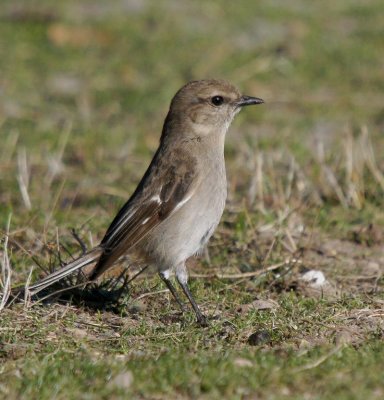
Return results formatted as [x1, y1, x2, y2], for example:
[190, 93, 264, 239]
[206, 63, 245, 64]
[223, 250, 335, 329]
[11, 265, 132, 315]
[11, 232, 133, 315]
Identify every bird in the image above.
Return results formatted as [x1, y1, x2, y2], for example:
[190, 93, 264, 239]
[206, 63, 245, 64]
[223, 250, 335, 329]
[26, 79, 264, 325]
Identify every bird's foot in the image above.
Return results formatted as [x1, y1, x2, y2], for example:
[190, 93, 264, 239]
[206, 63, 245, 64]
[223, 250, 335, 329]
[196, 313, 209, 327]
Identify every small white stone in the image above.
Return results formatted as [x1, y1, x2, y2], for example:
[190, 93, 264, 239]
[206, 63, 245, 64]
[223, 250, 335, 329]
[300, 270, 326, 288]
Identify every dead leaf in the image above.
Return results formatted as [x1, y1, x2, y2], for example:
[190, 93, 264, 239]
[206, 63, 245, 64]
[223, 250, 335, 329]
[238, 299, 279, 313]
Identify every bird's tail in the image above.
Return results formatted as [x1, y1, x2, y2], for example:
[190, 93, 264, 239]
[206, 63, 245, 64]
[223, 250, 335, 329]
[26, 247, 103, 295]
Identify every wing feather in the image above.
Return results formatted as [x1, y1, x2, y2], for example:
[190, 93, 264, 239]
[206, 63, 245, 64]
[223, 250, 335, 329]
[90, 147, 198, 278]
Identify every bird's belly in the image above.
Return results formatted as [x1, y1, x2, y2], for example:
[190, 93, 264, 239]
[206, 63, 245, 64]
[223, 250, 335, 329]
[144, 179, 226, 270]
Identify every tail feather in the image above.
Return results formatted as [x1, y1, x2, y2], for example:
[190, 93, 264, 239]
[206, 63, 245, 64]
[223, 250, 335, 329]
[28, 248, 103, 295]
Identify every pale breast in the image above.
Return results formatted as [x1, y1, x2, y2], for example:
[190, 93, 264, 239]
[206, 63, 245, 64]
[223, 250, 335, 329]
[143, 160, 227, 270]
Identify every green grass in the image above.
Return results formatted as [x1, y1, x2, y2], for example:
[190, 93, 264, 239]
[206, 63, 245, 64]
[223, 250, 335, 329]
[1, 0, 384, 399]
[2, 294, 383, 399]
[8, 342, 384, 400]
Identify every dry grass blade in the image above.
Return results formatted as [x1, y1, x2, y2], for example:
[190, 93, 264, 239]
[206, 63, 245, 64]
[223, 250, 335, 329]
[284, 154, 295, 202]
[45, 120, 72, 188]
[292, 343, 344, 373]
[0, 214, 12, 312]
[1, 129, 19, 165]
[322, 165, 349, 209]
[248, 152, 265, 211]
[16, 147, 32, 210]
[23, 266, 34, 308]
[345, 131, 363, 209]
[361, 126, 384, 192]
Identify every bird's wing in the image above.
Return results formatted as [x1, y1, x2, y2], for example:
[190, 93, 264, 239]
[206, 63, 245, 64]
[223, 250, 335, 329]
[92, 149, 199, 276]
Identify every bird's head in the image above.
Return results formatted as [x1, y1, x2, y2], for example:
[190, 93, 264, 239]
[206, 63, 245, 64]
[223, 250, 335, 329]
[164, 79, 264, 140]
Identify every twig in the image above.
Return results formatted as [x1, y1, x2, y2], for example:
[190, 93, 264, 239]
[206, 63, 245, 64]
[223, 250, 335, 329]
[126, 264, 150, 284]
[263, 237, 277, 266]
[135, 289, 169, 301]
[190, 260, 287, 279]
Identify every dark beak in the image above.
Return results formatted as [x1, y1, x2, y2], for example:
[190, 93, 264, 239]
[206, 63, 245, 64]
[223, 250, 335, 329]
[237, 95, 264, 107]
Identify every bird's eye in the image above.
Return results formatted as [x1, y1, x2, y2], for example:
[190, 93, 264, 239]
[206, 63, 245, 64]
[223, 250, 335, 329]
[211, 96, 224, 106]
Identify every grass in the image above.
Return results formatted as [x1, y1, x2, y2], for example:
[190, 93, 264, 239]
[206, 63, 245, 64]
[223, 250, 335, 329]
[1, 0, 384, 399]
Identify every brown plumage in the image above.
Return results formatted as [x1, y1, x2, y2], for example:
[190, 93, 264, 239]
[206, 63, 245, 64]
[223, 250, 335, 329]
[27, 79, 264, 325]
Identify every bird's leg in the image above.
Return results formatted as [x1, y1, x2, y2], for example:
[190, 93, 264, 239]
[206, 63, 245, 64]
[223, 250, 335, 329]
[159, 272, 188, 313]
[176, 274, 208, 327]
